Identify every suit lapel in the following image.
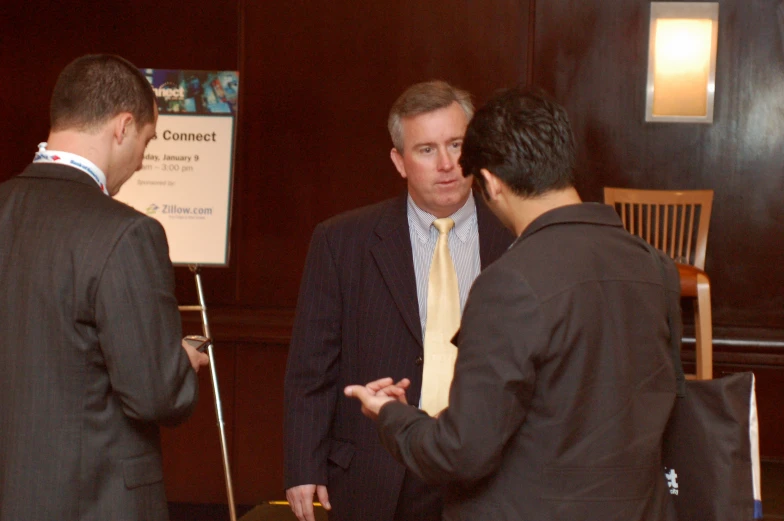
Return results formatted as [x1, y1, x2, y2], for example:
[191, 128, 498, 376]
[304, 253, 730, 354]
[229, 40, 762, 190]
[371, 195, 423, 347]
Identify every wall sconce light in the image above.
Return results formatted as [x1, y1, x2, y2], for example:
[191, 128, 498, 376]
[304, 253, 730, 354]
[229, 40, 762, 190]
[646, 2, 719, 123]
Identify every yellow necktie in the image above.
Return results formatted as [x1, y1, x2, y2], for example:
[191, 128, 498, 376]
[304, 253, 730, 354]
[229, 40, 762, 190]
[420, 218, 460, 416]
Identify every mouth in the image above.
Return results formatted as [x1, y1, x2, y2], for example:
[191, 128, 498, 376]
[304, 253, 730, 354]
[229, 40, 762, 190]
[436, 179, 459, 187]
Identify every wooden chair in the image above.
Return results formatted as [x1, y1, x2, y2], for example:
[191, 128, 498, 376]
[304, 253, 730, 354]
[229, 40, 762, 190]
[603, 187, 714, 380]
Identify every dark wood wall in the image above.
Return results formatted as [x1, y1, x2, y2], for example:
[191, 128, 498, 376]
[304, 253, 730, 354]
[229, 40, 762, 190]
[531, 0, 784, 463]
[1, 0, 781, 507]
[534, 0, 784, 335]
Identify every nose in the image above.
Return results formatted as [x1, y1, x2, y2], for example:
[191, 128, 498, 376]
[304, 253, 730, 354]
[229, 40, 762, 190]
[437, 146, 455, 172]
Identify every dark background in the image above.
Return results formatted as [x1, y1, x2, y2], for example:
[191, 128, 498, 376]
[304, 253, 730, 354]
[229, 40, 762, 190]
[1, 0, 782, 505]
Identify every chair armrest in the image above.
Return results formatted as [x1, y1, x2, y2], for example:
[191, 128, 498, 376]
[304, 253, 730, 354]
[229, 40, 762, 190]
[675, 262, 709, 297]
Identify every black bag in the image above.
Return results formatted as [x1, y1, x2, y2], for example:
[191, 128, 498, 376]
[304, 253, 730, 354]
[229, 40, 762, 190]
[645, 242, 763, 521]
[662, 372, 762, 520]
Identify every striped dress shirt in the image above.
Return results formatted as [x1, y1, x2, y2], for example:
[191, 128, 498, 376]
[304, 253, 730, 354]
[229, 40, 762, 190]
[407, 193, 481, 335]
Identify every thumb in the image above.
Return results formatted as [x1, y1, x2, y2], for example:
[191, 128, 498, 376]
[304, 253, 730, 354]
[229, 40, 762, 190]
[316, 485, 330, 511]
[344, 385, 369, 401]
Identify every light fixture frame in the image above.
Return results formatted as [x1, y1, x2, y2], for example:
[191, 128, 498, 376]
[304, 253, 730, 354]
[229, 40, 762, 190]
[645, 2, 719, 123]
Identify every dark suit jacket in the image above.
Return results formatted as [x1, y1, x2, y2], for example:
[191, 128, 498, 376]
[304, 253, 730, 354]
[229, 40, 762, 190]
[284, 193, 512, 521]
[377, 203, 680, 521]
[0, 163, 198, 521]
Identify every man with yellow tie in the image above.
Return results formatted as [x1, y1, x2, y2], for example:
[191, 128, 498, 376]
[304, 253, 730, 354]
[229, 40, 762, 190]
[283, 81, 513, 521]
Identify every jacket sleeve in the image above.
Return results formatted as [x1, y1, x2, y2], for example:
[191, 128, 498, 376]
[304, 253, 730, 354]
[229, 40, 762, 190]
[377, 264, 543, 485]
[283, 223, 343, 488]
[95, 216, 198, 427]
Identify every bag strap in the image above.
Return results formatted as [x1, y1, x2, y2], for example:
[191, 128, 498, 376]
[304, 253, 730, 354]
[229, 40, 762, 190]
[639, 240, 687, 397]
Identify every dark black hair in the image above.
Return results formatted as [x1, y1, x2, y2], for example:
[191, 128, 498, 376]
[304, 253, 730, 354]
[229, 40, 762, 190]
[459, 86, 575, 197]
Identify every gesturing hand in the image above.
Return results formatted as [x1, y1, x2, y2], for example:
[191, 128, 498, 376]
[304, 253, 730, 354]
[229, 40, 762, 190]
[344, 377, 411, 420]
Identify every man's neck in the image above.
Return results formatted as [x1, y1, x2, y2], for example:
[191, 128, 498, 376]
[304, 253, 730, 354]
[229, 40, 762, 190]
[45, 129, 110, 174]
[509, 187, 582, 236]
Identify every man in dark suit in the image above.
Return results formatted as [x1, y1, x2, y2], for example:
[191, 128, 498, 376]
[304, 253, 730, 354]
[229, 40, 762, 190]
[284, 81, 513, 521]
[346, 87, 680, 521]
[0, 54, 209, 521]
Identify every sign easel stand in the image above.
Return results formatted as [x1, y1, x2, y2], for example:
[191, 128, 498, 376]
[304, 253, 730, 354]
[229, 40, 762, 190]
[179, 265, 237, 521]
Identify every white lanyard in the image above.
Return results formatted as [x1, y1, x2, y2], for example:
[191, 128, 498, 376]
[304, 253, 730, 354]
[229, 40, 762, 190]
[33, 142, 109, 196]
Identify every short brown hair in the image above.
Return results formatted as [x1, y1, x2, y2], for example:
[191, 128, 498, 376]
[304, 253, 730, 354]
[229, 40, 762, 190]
[50, 54, 156, 132]
[387, 80, 473, 152]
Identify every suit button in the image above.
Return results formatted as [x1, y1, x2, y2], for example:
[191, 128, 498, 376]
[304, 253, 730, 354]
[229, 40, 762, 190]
[415, 356, 423, 366]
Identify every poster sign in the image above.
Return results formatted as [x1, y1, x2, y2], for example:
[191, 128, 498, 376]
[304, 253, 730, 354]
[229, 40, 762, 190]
[115, 69, 238, 266]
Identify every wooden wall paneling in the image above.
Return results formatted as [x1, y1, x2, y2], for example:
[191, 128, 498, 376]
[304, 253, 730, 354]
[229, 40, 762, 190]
[531, 1, 784, 337]
[232, 342, 290, 504]
[698, 1, 784, 331]
[754, 366, 784, 461]
[0, 0, 240, 179]
[238, 1, 532, 310]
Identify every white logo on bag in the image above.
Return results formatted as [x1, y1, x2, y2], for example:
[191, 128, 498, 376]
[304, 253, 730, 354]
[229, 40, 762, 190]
[664, 468, 679, 495]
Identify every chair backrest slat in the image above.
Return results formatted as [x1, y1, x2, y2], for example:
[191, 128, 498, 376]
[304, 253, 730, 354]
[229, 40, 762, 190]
[663, 205, 671, 258]
[675, 204, 684, 261]
[603, 187, 714, 270]
[685, 204, 696, 264]
[652, 204, 660, 250]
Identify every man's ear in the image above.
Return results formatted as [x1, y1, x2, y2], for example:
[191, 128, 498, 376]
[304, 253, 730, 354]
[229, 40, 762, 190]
[479, 168, 503, 200]
[390, 148, 407, 179]
[113, 113, 135, 144]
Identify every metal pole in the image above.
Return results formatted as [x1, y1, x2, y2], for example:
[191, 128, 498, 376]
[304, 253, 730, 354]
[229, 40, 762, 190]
[190, 265, 237, 521]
